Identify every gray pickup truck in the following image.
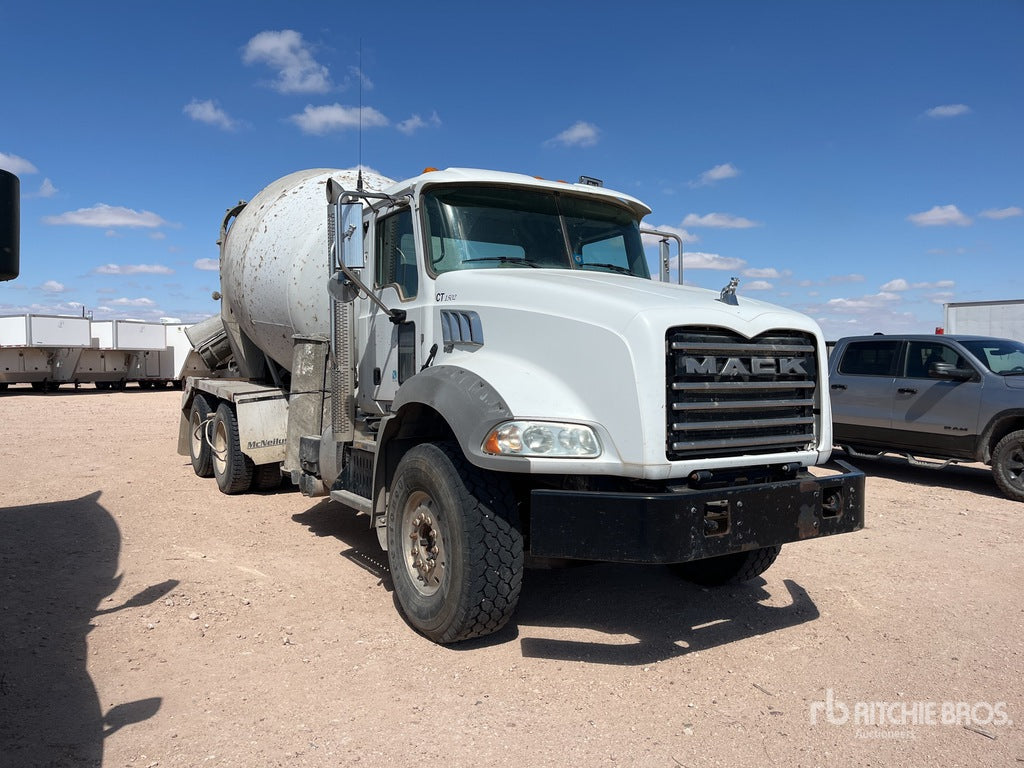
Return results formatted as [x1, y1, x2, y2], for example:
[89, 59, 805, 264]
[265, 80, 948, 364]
[828, 334, 1024, 501]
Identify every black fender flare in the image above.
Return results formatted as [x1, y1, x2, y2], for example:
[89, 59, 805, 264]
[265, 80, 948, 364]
[371, 366, 528, 531]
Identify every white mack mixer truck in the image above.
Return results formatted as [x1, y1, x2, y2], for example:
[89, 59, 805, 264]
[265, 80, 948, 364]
[178, 166, 864, 643]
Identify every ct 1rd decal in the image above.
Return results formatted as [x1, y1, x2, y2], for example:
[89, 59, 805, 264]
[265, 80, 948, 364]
[435, 292, 458, 302]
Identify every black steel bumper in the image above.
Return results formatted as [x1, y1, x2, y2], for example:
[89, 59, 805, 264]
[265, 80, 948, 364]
[528, 459, 865, 564]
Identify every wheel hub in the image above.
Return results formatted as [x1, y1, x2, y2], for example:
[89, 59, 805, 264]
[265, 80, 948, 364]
[401, 492, 445, 596]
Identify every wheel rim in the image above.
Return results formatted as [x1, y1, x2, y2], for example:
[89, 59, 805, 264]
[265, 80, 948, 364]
[190, 409, 204, 460]
[212, 417, 228, 477]
[1003, 442, 1024, 489]
[399, 491, 446, 597]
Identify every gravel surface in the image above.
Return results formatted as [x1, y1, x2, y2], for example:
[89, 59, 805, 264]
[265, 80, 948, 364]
[0, 386, 1021, 767]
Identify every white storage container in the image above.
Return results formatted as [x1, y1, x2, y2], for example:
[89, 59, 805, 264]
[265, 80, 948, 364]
[0, 314, 92, 347]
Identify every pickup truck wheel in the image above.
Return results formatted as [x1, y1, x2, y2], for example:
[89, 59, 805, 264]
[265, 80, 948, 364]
[188, 395, 215, 478]
[211, 402, 254, 494]
[673, 545, 782, 586]
[387, 442, 524, 644]
[992, 429, 1024, 502]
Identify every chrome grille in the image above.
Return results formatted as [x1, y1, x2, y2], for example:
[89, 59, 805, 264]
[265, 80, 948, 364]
[666, 327, 818, 460]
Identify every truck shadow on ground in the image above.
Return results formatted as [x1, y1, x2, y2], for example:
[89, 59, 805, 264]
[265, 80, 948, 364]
[293, 500, 819, 665]
[0, 492, 174, 767]
[499, 563, 815, 665]
[835, 450, 1001, 500]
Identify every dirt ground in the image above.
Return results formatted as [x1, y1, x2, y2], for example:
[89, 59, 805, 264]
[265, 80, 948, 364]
[0, 386, 1020, 768]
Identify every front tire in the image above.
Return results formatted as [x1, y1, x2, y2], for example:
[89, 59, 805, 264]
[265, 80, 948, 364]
[386, 443, 523, 644]
[992, 429, 1024, 502]
[211, 402, 254, 494]
[674, 545, 782, 586]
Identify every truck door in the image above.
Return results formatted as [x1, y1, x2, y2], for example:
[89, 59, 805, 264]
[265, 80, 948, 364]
[829, 338, 900, 447]
[891, 340, 982, 457]
[356, 204, 430, 411]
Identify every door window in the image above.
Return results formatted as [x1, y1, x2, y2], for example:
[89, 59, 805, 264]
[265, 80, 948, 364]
[375, 208, 418, 299]
[903, 341, 968, 378]
[838, 340, 900, 376]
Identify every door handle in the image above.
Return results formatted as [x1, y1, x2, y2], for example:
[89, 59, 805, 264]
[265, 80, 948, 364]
[830, 384, 846, 391]
[897, 387, 918, 394]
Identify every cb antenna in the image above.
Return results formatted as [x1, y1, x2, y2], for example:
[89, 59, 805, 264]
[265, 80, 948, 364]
[356, 38, 364, 192]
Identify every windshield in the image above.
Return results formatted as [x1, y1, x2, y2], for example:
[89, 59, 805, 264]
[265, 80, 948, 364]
[959, 338, 1024, 375]
[423, 185, 650, 278]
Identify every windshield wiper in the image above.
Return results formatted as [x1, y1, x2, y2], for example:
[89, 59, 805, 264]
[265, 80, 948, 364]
[580, 262, 633, 275]
[462, 256, 539, 268]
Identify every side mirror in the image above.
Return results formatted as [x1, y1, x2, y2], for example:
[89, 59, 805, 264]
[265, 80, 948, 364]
[338, 202, 364, 269]
[931, 361, 974, 381]
[0, 169, 19, 281]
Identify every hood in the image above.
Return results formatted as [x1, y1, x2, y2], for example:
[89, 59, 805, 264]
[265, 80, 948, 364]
[433, 269, 821, 339]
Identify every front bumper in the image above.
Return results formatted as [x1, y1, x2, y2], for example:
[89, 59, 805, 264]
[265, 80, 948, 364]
[528, 459, 865, 563]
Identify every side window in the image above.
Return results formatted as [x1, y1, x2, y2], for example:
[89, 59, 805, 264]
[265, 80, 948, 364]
[375, 208, 418, 299]
[838, 340, 900, 376]
[904, 341, 968, 378]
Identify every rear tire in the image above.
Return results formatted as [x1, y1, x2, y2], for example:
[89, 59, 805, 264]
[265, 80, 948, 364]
[189, 395, 214, 478]
[211, 402, 254, 494]
[253, 463, 283, 491]
[387, 442, 523, 644]
[992, 429, 1024, 502]
[674, 545, 782, 586]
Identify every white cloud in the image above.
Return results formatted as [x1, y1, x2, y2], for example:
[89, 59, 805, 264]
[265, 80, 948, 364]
[545, 121, 600, 148]
[641, 225, 699, 246]
[184, 99, 238, 131]
[37, 178, 57, 198]
[824, 291, 902, 313]
[110, 297, 157, 307]
[346, 66, 373, 91]
[194, 258, 219, 271]
[682, 212, 760, 229]
[41, 280, 66, 293]
[745, 280, 773, 291]
[44, 204, 168, 229]
[980, 206, 1023, 220]
[94, 264, 174, 275]
[682, 251, 747, 271]
[0, 152, 37, 175]
[829, 273, 865, 284]
[289, 104, 389, 135]
[925, 104, 971, 118]
[243, 30, 331, 94]
[881, 278, 909, 291]
[907, 204, 972, 227]
[743, 267, 780, 279]
[397, 111, 441, 135]
[692, 163, 740, 187]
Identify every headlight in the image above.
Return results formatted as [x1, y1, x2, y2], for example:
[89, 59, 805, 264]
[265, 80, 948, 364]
[482, 421, 601, 458]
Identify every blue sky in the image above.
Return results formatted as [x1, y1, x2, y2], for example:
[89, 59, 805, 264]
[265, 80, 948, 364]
[1, 0, 1021, 339]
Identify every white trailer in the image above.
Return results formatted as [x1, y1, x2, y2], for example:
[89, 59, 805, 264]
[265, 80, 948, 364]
[0, 314, 91, 390]
[942, 300, 1024, 342]
[75, 320, 136, 389]
[131, 322, 201, 388]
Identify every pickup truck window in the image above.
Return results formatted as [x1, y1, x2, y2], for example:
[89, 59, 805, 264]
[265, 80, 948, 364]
[904, 341, 968, 378]
[838, 339, 900, 376]
[959, 339, 1024, 375]
[423, 185, 650, 278]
